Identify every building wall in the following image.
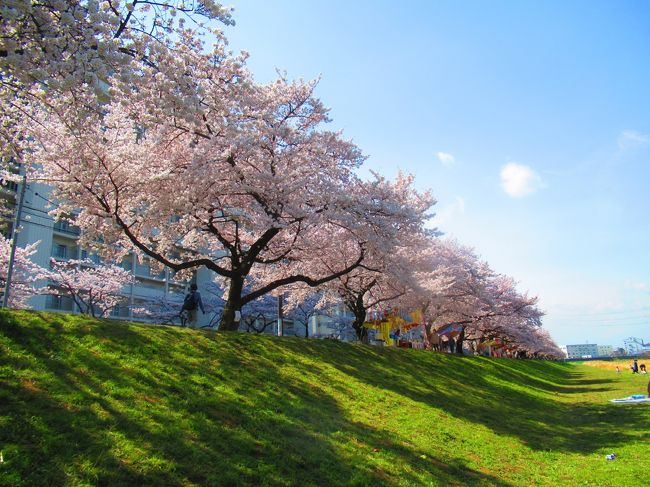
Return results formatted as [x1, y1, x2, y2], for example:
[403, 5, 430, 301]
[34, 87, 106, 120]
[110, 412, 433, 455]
[597, 345, 614, 357]
[309, 303, 356, 340]
[565, 343, 599, 359]
[10, 180, 214, 326]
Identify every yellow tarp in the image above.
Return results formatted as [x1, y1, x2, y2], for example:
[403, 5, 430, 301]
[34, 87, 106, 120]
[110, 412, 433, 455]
[363, 320, 394, 345]
[363, 309, 424, 346]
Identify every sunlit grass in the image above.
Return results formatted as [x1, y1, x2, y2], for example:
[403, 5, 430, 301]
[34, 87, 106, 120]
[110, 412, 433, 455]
[1, 309, 649, 486]
[582, 358, 649, 371]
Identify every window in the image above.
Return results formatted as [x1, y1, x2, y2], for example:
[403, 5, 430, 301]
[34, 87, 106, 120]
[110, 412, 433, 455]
[3, 181, 18, 192]
[110, 305, 130, 318]
[46, 295, 74, 311]
[52, 244, 68, 259]
[135, 262, 151, 277]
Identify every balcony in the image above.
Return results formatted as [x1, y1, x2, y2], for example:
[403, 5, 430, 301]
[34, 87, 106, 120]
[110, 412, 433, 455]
[53, 220, 81, 236]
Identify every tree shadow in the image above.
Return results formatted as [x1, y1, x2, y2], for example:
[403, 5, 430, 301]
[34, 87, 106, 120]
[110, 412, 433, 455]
[278, 338, 648, 455]
[1, 311, 513, 486]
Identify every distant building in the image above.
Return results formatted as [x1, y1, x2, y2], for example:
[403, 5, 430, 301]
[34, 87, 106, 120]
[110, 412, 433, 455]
[597, 345, 614, 357]
[624, 337, 650, 356]
[565, 343, 599, 359]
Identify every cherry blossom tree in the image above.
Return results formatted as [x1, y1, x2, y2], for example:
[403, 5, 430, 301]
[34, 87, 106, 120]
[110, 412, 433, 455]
[523, 328, 563, 359]
[131, 293, 186, 324]
[284, 289, 335, 338]
[329, 230, 437, 340]
[132, 285, 224, 326]
[417, 239, 545, 354]
[6, 1, 434, 332]
[42, 258, 134, 317]
[457, 275, 543, 353]
[1, 0, 235, 172]
[467, 283, 544, 351]
[0, 235, 43, 307]
[331, 254, 414, 341]
[25, 71, 434, 331]
[417, 239, 486, 350]
[236, 291, 278, 334]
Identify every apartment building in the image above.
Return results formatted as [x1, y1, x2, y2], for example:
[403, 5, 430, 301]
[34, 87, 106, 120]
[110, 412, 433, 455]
[597, 345, 614, 357]
[3, 176, 214, 327]
[564, 343, 599, 359]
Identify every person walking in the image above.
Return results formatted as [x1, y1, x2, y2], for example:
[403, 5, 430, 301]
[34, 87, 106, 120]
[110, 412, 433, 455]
[182, 283, 205, 328]
[632, 359, 639, 374]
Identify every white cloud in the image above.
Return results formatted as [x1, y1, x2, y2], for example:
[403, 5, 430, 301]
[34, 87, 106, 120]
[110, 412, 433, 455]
[436, 151, 456, 167]
[618, 130, 650, 150]
[500, 162, 542, 198]
[624, 280, 648, 291]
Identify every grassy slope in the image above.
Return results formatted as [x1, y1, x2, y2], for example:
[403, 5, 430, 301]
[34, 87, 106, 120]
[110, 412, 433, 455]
[1, 310, 648, 487]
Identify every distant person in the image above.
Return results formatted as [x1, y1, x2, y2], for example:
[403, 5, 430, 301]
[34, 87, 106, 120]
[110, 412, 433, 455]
[640, 363, 647, 374]
[632, 359, 639, 374]
[616, 366, 620, 374]
[182, 283, 205, 328]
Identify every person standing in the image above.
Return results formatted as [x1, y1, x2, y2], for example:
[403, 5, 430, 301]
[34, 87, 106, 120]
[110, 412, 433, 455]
[182, 283, 205, 328]
[632, 359, 639, 374]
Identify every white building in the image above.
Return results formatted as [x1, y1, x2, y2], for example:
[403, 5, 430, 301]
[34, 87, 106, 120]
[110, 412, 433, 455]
[2, 176, 214, 327]
[597, 345, 614, 357]
[565, 343, 599, 359]
[308, 303, 356, 341]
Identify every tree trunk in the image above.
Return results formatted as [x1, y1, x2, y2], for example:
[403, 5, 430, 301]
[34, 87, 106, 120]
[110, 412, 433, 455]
[350, 294, 368, 342]
[220, 276, 244, 331]
[455, 327, 465, 354]
[353, 315, 368, 342]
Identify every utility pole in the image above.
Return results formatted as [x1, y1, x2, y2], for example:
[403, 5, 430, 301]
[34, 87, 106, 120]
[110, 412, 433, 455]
[277, 293, 283, 336]
[2, 172, 27, 308]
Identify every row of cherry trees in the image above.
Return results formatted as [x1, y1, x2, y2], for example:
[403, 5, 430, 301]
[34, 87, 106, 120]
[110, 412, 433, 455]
[1, 1, 561, 357]
[312, 235, 562, 358]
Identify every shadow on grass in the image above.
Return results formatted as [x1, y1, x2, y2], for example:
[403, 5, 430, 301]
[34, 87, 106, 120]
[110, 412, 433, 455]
[277, 337, 648, 455]
[1, 310, 512, 486]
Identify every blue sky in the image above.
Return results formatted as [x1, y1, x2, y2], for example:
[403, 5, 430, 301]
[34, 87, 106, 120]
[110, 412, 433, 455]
[223, 0, 650, 348]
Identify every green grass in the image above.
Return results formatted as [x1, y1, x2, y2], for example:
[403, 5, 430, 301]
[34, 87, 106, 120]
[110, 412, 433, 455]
[1, 310, 649, 486]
